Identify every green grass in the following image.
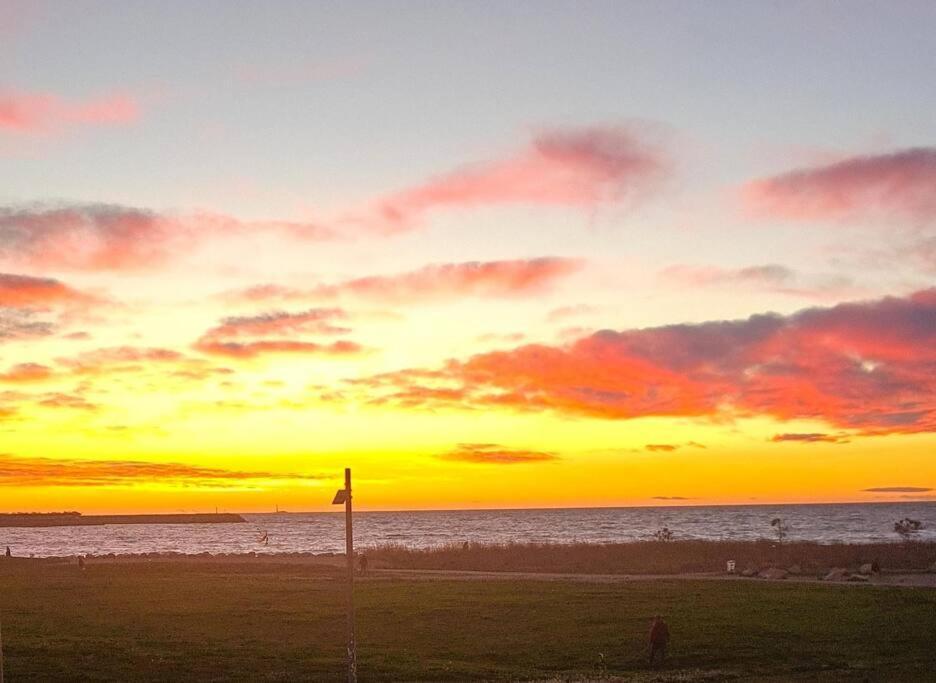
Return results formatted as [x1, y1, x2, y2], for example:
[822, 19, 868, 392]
[1, 559, 935, 681]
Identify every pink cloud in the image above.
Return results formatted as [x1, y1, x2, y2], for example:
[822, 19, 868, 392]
[546, 304, 601, 322]
[0, 90, 140, 134]
[194, 307, 365, 361]
[0, 308, 55, 341]
[659, 264, 860, 301]
[741, 148, 936, 222]
[0, 204, 178, 270]
[661, 264, 794, 288]
[224, 257, 584, 305]
[0, 203, 336, 271]
[1, 124, 662, 270]
[201, 309, 351, 340]
[343, 124, 669, 234]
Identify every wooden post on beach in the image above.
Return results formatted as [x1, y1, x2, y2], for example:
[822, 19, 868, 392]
[332, 468, 356, 682]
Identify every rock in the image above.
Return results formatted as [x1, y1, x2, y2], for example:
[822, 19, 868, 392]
[788, 564, 802, 575]
[859, 563, 873, 575]
[823, 568, 849, 582]
[758, 567, 788, 580]
[847, 573, 870, 582]
[741, 567, 757, 577]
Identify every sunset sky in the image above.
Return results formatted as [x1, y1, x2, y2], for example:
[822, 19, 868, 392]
[1, 1, 934, 513]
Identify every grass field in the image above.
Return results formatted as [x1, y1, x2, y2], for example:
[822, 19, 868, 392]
[1, 559, 935, 681]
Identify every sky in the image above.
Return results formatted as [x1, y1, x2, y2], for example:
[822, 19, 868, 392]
[1, 1, 934, 513]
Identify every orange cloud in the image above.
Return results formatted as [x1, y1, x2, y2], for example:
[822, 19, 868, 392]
[344, 124, 669, 234]
[0, 272, 99, 308]
[0, 362, 53, 383]
[37, 392, 97, 411]
[644, 442, 706, 452]
[862, 486, 932, 493]
[770, 432, 847, 444]
[0, 453, 320, 487]
[354, 289, 936, 435]
[39, 346, 233, 389]
[437, 443, 558, 465]
[226, 257, 584, 305]
[741, 148, 936, 222]
[0, 89, 140, 134]
[58, 346, 184, 370]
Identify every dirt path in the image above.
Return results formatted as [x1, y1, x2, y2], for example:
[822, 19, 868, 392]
[13, 554, 936, 588]
[368, 567, 936, 588]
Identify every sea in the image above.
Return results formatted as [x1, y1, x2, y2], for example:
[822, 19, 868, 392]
[3, 502, 935, 558]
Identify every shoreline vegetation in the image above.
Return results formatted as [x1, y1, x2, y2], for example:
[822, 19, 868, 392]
[366, 540, 936, 576]
[0, 512, 246, 527]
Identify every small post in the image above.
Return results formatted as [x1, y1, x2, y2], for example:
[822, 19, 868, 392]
[332, 468, 356, 682]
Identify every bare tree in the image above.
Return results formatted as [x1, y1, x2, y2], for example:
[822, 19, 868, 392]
[770, 517, 788, 544]
[894, 518, 923, 542]
[653, 526, 674, 542]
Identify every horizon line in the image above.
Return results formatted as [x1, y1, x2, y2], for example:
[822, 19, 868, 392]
[5, 498, 934, 517]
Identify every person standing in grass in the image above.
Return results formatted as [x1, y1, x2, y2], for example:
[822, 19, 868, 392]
[648, 614, 670, 666]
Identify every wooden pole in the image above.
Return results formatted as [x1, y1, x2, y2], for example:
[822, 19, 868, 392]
[345, 467, 356, 683]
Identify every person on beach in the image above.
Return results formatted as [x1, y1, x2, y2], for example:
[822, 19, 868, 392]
[648, 615, 670, 666]
[4, 546, 10, 558]
[358, 553, 368, 575]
